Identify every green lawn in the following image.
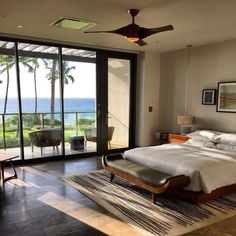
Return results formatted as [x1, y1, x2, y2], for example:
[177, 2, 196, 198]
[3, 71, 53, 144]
[0, 127, 87, 148]
[0, 116, 95, 148]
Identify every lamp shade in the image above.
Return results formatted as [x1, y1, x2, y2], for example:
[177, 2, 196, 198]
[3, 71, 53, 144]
[177, 115, 194, 125]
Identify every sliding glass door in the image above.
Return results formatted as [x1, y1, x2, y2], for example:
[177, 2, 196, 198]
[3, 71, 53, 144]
[0, 37, 136, 162]
[18, 43, 62, 159]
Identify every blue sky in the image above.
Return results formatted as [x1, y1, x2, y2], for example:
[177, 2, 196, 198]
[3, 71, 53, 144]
[0, 61, 96, 98]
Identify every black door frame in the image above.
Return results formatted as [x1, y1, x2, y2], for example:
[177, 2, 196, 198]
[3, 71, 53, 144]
[0, 35, 137, 164]
[96, 50, 137, 155]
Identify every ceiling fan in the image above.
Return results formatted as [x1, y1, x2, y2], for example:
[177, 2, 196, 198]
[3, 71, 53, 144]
[84, 9, 174, 46]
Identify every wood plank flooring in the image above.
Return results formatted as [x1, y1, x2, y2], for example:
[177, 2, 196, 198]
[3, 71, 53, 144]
[0, 157, 235, 236]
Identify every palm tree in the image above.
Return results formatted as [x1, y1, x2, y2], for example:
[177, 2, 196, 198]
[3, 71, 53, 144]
[0, 55, 15, 114]
[0, 54, 15, 149]
[20, 57, 40, 129]
[20, 57, 40, 125]
[45, 60, 75, 127]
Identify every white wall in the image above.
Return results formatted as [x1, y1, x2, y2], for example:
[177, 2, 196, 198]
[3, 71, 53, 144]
[136, 51, 161, 146]
[159, 39, 236, 133]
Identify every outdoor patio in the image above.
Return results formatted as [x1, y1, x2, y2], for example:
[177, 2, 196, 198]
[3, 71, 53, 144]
[2, 140, 123, 160]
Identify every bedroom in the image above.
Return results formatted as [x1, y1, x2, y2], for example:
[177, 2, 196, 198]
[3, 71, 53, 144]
[0, 0, 236, 235]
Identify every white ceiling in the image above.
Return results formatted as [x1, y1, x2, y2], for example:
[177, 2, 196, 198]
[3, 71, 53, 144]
[1, 0, 236, 53]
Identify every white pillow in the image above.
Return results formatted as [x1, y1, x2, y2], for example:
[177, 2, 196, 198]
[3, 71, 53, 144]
[188, 130, 221, 141]
[215, 143, 236, 152]
[185, 138, 214, 147]
[185, 138, 205, 146]
[215, 133, 236, 145]
[205, 141, 217, 149]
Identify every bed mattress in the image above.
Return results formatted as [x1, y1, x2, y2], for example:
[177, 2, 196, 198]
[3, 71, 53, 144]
[124, 144, 236, 193]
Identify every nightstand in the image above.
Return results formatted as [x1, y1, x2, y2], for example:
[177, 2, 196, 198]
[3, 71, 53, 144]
[154, 132, 169, 145]
[168, 133, 191, 144]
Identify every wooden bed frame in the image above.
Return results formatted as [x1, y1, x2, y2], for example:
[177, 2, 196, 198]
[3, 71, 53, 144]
[172, 184, 236, 203]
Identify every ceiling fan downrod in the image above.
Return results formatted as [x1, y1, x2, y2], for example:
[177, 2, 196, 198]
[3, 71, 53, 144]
[128, 9, 139, 24]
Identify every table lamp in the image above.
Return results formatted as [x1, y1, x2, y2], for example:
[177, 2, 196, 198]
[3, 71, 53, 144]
[177, 115, 194, 134]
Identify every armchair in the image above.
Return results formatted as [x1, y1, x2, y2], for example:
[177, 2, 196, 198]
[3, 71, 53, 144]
[28, 128, 62, 156]
[84, 126, 115, 148]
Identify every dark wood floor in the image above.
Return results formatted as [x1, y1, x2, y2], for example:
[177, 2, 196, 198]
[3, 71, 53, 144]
[0, 157, 235, 236]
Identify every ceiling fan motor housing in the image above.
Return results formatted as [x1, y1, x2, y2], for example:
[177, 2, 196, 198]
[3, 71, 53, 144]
[128, 9, 140, 18]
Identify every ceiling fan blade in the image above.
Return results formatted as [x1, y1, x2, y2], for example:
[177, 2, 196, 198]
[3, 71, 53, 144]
[85, 24, 139, 37]
[84, 30, 115, 34]
[139, 25, 174, 39]
[135, 39, 147, 46]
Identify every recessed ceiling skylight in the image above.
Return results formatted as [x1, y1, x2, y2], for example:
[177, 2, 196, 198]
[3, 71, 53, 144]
[51, 17, 97, 31]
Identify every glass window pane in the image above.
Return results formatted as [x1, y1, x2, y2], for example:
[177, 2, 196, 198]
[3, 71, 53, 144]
[19, 43, 61, 159]
[62, 48, 96, 154]
[0, 41, 20, 160]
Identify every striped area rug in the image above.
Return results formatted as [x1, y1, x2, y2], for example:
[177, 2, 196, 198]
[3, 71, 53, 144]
[62, 170, 236, 236]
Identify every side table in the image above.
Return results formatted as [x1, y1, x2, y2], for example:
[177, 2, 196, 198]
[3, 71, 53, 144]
[154, 132, 169, 145]
[168, 133, 190, 144]
[69, 136, 84, 150]
[0, 151, 18, 183]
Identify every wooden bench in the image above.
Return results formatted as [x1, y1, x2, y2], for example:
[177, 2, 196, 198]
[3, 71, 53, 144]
[102, 154, 190, 204]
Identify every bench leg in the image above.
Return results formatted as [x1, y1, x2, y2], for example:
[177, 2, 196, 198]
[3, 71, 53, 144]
[152, 192, 157, 204]
[110, 173, 115, 182]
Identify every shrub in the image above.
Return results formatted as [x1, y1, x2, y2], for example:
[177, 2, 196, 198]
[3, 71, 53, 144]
[78, 118, 95, 125]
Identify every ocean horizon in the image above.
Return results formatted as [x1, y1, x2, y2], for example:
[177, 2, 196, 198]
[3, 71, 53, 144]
[0, 97, 96, 124]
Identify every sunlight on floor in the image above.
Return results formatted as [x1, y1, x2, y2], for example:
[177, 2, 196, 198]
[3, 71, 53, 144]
[37, 191, 139, 235]
[20, 166, 53, 179]
[7, 178, 40, 187]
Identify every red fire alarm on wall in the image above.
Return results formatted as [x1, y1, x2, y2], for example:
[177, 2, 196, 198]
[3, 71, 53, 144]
[149, 106, 153, 112]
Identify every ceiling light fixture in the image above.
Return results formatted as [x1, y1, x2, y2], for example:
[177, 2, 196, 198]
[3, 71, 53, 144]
[51, 17, 97, 31]
[126, 37, 140, 42]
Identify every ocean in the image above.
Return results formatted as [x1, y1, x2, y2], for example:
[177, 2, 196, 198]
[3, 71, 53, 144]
[0, 97, 96, 124]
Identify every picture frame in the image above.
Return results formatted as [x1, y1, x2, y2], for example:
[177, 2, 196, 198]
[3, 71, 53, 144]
[217, 81, 236, 112]
[202, 89, 216, 105]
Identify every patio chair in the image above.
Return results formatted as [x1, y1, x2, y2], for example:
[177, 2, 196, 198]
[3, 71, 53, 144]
[28, 128, 62, 156]
[84, 126, 115, 148]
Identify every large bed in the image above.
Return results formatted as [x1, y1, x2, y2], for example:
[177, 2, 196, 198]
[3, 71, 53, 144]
[123, 130, 236, 200]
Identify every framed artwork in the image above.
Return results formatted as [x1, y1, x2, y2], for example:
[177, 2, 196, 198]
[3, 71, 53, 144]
[217, 81, 236, 112]
[202, 89, 216, 105]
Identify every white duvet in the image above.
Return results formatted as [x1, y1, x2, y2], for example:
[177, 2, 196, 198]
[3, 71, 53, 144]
[123, 144, 236, 193]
